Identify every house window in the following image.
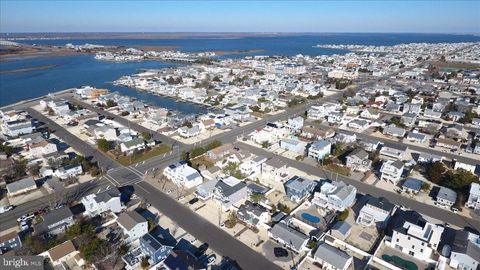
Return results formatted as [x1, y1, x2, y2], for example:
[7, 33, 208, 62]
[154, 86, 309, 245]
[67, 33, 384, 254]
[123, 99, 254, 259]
[409, 251, 414, 256]
[407, 236, 410, 240]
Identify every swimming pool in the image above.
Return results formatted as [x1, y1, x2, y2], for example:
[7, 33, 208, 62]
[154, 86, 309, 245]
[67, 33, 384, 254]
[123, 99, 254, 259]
[301, 213, 321, 223]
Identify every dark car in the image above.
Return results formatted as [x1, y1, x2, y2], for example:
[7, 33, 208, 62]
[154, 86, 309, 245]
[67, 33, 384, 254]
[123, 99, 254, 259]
[195, 243, 209, 256]
[189, 198, 199, 205]
[274, 247, 288, 257]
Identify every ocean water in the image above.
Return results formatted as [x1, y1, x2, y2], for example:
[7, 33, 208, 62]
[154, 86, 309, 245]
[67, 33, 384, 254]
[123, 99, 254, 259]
[1, 34, 479, 109]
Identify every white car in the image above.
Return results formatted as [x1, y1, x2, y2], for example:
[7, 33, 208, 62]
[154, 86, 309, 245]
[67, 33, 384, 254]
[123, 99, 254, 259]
[0, 205, 13, 214]
[207, 255, 216, 266]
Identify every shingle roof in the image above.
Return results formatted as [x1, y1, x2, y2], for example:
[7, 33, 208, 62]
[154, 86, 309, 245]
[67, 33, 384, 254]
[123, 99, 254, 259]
[314, 242, 352, 269]
[117, 211, 146, 231]
[270, 222, 308, 251]
[48, 240, 76, 262]
[6, 177, 37, 194]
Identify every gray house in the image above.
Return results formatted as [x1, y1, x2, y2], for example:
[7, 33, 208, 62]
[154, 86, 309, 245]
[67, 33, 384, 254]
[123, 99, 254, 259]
[34, 208, 74, 236]
[449, 231, 480, 270]
[284, 176, 316, 203]
[436, 187, 457, 208]
[313, 242, 353, 270]
[0, 231, 22, 252]
[269, 222, 309, 252]
[213, 176, 248, 209]
[345, 149, 371, 172]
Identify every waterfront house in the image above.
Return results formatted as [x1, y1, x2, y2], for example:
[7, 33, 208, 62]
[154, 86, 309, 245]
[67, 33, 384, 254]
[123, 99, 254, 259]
[34, 208, 75, 236]
[284, 176, 316, 203]
[6, 177, 37, 197]
[345, 148, 372, 172]
[213, 176, 248, 209]
[269, 222, 309, 253]
[81, 188, 123, 217]
[308, 140, 331, 160]
[436, 187, 457, 208]
[163, 161, 203, 189]
[312, 181, 356, 212]
[1, 120, 33, 138]
[380, 160, 404, 184]
[356, 196, 395, 227]
[313, 242, 353, 270]
[116, 211, 148, 243]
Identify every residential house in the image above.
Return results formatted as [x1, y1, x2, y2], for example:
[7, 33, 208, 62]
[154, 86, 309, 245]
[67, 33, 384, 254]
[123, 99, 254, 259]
[120, 138, 145, 154]
[213, 176, 248, 209]
[94, 125, 118, 141]
[140, 227, 176, 264]
[358, 139, 381, 152]
[312, 181, 356, 211]
[436, 137, 462, 151]
[206, 143, 235, 161]
[401, 112, 417, 127]
[356, 197, 395, 227]
[269, 222, 309, 253]
[34, 208, 74, 236]
[195, 179, 219, 200]
[423, 109, 442, 119]
[45, 240, 81, 266]
[465, 183, 480, 210]
[55, 163, 83, 179]
[345, 149, 372, 172]
[224, 105, 252, 121]
[388, 211, 443, 262]
[453, 161, 476, 174]
[286, 116, 304, 132]
[236, 201, 270, 228]
[163, 161, 203, 189]
[178, 125, 201, 138]
[360, 108, 380, 119]
[0, 231, 22, 252]
[449, 231, 480, 270]
[116, 211, 148, 243]
[402, 178, 423, 194]
[313, 242, 353, 270]
[436, 187, 457, 208]
[383, 124, 406, 138]
[407, 131, 428, 143]
[380, 160, 404, 184]
[330, 221, 352, 241]
[380, 143, 408, 159]
[161, 249, 207, 270]
[81, 188, 122, 217]
[6, 177, 37, 197]
[261, 157, 289, 183]
[2, 120, 34, 137]
[279, 137, 305, 153]
[239, 155, 267, 179]
[334, 131, 357, 144]
[284, 176, 316, 203]
[348, 119, 370, 130]
[308, 140, 331, 160]
[27, 140, 58, 158]
[300, 126, 335, 140]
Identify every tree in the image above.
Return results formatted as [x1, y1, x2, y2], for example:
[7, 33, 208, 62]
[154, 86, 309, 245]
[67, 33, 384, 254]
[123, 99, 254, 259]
[421, 182, 431, 192]
[223, 162, 243, 179]
[65, 222, 82, 240]
[97, 139, 111, 152]
[28, 163, 41, 178]
[80, 238, 108, 262]
[181, 150, 189, 161]
[261, 141, 270, 149]
[443, 169, 478, 190]
[119, 244, 128, 256]
[147, 217, 155, 231]
[333, 143, 345, 157]
[337, 209, 349, 221]
[105, 99, 117, 108]
[250, 192, 265, 203]
[425, 161, 446, 184]
[205, 140, 222, 151]
[10, 158, 27, 182]
[141, 132, 152, 140]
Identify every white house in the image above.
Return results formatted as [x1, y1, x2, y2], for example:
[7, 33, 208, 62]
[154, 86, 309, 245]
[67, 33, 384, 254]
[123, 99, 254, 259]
[239, 156, 267, 179]
[465, 183, 480, 210]
[313, 242, 353, 270]
[116, 211, 148, 243]
[389, 212, 443, 262]
[120, 138, 145, 154]
[312, 181, 357, 212]
[163, 161, 203, 189]
[380, 160, 404, 184]
[27, 140, 58, 158]
[81, 188, 123, 217]
[356, 197, 395, 227]
[55, 163, 83, 179]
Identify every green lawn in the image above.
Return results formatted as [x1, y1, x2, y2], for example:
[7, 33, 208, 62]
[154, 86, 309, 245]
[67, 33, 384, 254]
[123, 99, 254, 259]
[117, 144, 171, 166]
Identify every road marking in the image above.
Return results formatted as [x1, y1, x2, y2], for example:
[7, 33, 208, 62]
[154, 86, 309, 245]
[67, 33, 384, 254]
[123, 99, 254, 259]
[105, 174, 120, 186]
[125, 166, 143, 177]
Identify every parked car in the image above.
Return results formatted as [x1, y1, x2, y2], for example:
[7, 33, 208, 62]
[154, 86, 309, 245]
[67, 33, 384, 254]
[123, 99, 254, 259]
[196, 243, 209, 256]
[206, 254, 216, 266]
[274, 247, 288, 257]
[189, 198, 199, 205]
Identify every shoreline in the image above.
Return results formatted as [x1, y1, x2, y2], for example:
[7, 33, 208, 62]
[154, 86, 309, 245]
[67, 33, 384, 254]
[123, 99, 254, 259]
[0, 64, 59, 74]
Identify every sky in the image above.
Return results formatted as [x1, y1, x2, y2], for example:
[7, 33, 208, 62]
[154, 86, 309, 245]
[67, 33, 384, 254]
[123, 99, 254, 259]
[1, 1, 479, 33]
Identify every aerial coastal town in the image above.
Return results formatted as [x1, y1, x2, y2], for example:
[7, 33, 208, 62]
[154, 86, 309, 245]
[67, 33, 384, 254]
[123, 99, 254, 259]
[1, 39, 480, 270]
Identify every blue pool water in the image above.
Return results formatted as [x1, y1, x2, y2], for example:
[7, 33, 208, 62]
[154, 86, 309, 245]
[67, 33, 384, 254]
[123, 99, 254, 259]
[301, 213, 321, 223]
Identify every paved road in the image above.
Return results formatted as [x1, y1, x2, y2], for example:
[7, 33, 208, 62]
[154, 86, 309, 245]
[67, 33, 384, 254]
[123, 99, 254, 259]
[27, 108, 121, 170]
[236, 141, 480, 231]
[308, 122, 480, 166]
[134, 181, 282, 270]
[68, 97, 186, 148]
